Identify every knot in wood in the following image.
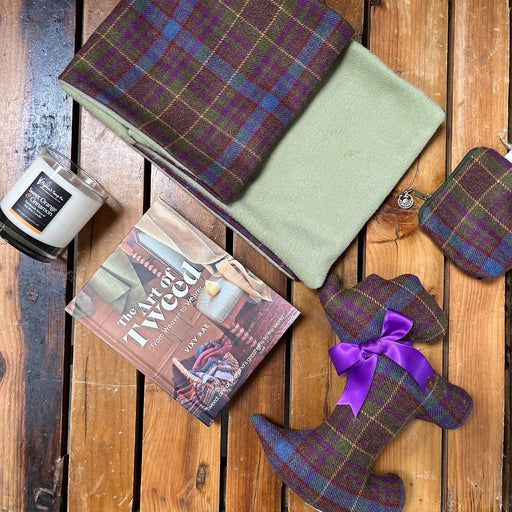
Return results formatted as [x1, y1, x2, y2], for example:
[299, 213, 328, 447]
[196, 463, 209, 490]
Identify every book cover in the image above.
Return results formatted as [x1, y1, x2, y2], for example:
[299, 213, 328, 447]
[66, 199, 300, 426]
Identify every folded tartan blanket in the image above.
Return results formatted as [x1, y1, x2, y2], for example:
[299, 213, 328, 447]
[59, 0, 353, 204]
[60, 1, 444, 288]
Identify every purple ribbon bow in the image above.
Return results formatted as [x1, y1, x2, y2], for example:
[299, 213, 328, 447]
[328, 309, 434, 417]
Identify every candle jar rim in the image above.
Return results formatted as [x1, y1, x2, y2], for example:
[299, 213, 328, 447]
[43, 147, 110, 201]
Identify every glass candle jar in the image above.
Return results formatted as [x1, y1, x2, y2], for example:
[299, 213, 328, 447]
[0, 148, 109, 262]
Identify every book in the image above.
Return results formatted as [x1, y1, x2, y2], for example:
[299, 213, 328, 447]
[66, 199, 300, 426]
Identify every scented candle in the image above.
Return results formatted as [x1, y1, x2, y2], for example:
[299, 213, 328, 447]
[0, 148, 109, 261]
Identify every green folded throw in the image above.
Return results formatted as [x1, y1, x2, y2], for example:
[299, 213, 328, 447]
[61, 41, 444, 288]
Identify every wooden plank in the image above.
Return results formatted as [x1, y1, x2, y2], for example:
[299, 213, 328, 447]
[67, 0, 145, 509]
[366, 1, 448, 509]
[288, 253, 358, 512]
[0, 4, 39, 509]
[225, 16, 365, 512]
[326, 0, 365, 42]
[286, 3, 364, 511]
[447, 1, 508, 510]
[139, 171, 224, 511]
[225, 239, 289, 511]
[0, 1, 75, 510]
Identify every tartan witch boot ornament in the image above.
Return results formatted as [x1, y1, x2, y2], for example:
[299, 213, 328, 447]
[251, 273, 473, 512]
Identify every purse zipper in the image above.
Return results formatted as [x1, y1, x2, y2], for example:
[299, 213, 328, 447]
[397, 188, 431, 210]
[398, 130, 512, 211]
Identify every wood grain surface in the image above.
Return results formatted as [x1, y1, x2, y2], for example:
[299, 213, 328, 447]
[447, 1, 508, 510]
[67, 0, 144, 509]
[366, 1, 448, 510]
[0, 0, 510, 511]
[0, 1, 75, 510]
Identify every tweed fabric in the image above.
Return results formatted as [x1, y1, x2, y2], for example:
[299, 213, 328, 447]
[418, 147, 512, 279]
[60, 39, 444, 288]
[319, 273, 447, 346]
[252, 364, 472, 512]
[253, 273, 472, 512]
[59, 0, 353, 204]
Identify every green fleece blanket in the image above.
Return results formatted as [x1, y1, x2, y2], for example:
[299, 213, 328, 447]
[61, 41, 444, 288]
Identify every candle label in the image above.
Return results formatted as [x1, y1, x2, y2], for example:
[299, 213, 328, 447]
[9, 171, 72, 234]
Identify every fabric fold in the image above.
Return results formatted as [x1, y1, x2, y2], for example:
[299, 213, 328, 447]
[60, 0, 444, 288]
[59, 0, 354, 204]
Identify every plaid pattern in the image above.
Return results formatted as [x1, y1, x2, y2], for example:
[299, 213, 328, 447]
[252, 272, 472, 512]
[319, 273, 447, 346]
[59, 0, 353, 204]
[252, 360, 472, 512]
[419, 147, 512, 279]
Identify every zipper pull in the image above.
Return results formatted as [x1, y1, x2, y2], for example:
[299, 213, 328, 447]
[397, 189, 431, 210]
[500, 129, 512, 163]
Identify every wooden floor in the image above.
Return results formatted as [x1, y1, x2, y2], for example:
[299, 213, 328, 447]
[0, 0, 510, 511]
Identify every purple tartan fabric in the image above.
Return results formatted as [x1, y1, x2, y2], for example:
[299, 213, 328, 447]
[418, 147, 512, 279]
[252, 272, 472, 512]
[319, 273, 447, 345]
[253, 365, 472, 512]
[59, 0, 354, 204]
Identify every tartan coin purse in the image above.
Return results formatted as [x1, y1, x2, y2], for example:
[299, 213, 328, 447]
[416, 147, 512, 279]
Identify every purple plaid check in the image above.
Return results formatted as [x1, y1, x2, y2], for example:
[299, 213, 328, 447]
[319, 273, 448, 346]
[59, 0, 354, 204]
[252, 272, 472, 512]
[419, 147, 512, 278]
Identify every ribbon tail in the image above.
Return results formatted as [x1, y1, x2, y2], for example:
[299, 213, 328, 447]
[336, 357, 377, 417]
[407, 352, 435, 391]
[384, 342, 435, 392]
